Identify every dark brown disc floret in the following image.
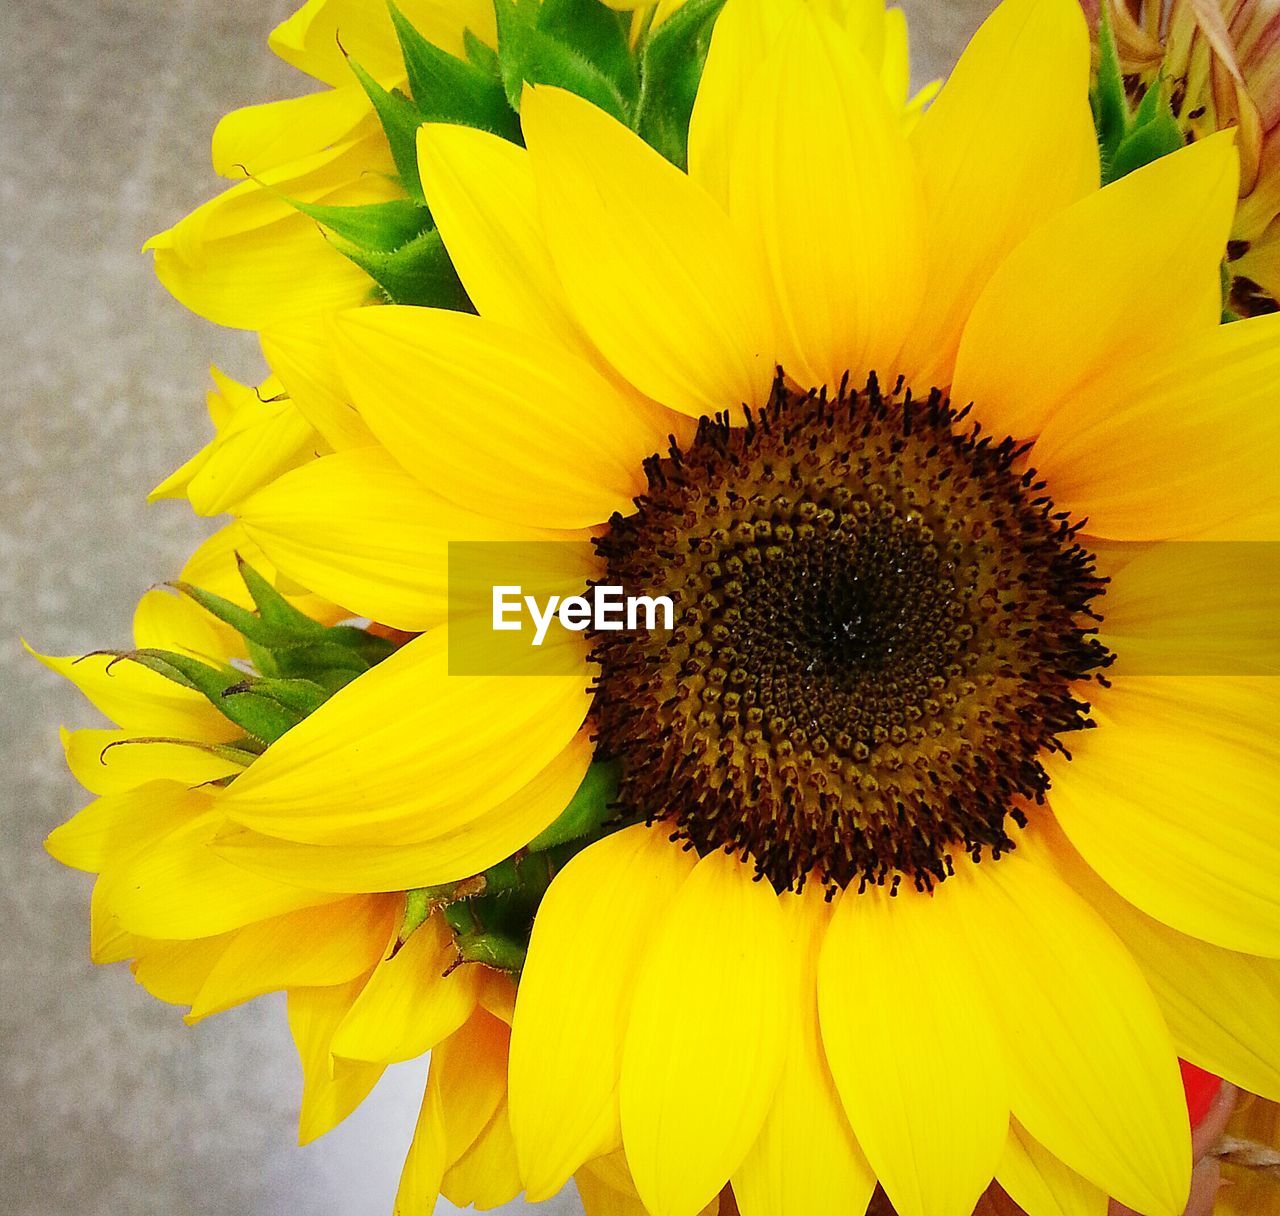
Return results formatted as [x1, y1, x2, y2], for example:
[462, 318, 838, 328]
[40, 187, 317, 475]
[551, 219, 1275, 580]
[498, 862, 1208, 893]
[590, 373, 1112, 894]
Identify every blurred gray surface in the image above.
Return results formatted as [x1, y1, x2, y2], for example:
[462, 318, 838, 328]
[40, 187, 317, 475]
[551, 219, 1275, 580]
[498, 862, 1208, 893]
[0, 2, 994, 1213]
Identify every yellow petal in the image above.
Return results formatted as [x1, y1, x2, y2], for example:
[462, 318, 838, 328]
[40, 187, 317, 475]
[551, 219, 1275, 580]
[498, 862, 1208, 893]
[732, 889, 876, 1216]
[238, 445, 576, 632]
[180, 519, 345, 628]
[219, 628, 592, 846]
[61, 728, 246, 798]
[90, 882, 143, 964]
[395, 1009, 512, 1214]
[901, 0, 1099, 388]
[687, 0, 794, 205]
[29, 644, 237, 741]
[288, 976, 386, 1144]
[1048, 677, 1280, 957]
[953, 134, 1239, 441]
[329, 913, 483, 1065]
[394, 1078, 447, 1216]
[187, 894, 397, 1021]
[131, 933, 236, 1006]
[417, 123, 603, 366]
[146, 133, 395, 330]
[215, 730, 593, 891]
[108, 809, 337, 939]
[522, 85, 774, 417]
[441, 1100, 522, 1210]
[962, 849, 1191, 1216]
[511, 825, 696, 1200]
[725, 8, 924, 391]
[132, 586, 245, 663]
[1096, 536, 1280, 677]
[155, 384, 320, 518]
[620, 849, 790, 1216]
[46, 781, 204, 874]
[1037, 817, 1280, 1104]
[1031, 311, 1280, 539]
[576, 1154, 653, 1216]
[260, 319, 377, 451]
[269, 0, 494, 88]
[478, 969, 516, 1025]
[333, 306, 663, 530]
[996, 1119, 1108, 1216]
[818, 873, 1008, 1216]
[212, 85, 372, 179]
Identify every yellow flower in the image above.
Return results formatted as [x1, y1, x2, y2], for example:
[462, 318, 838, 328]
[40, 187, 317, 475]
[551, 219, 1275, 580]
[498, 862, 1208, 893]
[1089, 0, 1280, 314]
[145, 0, 495, 331]
[36, 550, 508, 1156]
[138, 0, 1280, 1212]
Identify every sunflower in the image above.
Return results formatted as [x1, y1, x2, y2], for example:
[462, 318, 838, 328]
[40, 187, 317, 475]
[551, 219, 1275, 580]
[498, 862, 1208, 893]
[36, 554, 519, 1170]
[105, 0, 1280, 1212]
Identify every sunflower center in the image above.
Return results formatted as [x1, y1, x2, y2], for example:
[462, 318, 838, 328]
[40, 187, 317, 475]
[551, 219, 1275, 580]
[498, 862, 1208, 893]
[591, 374, 1112, 894]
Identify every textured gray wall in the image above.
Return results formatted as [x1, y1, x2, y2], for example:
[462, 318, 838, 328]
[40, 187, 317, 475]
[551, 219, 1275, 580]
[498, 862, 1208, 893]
[1, 2, 995, 1213]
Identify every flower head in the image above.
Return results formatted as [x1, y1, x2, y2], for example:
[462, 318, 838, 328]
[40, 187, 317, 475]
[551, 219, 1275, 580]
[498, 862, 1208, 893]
[191, 0, 1280, 1212]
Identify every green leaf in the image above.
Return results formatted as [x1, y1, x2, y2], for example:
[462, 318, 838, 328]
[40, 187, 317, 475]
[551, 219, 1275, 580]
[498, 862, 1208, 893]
[389, 1, 521, 140]
[493, 0, 631, 122]
[345, 55, 427, 201]
[526, 759, 620, 851]
[536, 0, 638, 106]
[288, 197, 433, 252]
[335, 225, 472, 309]
[633, 0, 726, 168]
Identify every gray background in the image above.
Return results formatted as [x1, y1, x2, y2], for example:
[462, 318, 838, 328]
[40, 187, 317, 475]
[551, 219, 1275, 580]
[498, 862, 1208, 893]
[1, 2, 993, 1213]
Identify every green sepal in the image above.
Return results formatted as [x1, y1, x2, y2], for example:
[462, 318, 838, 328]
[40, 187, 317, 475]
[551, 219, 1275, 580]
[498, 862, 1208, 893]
[336, 226, 472, 309]
[536, 0, 638, 108]
[399, 888, 436, 945]
[452, 930, 528, 973]
[1109, 104, 1184, 182]
[98, 734, 264, 769]
[288, 197, 434, 253]
[236, 557, 331, 638]
[493, 0, 631, 122]
[345, 55, 428, 201]
[224, 676, 331, 718]
[173, 560, 394, 687]
[526, 759, 620, 852]
[389, 1, 521, 140]
[99, 650, 306, 744]
[632, 0, 726, 168]
[464, 29, 501, 74]
[1091, 2, 1130, 170]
